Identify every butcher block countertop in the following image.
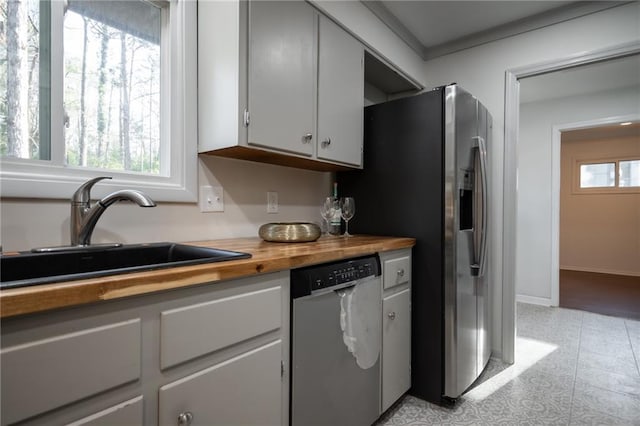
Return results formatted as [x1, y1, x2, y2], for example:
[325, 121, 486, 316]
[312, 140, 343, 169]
[0, 235, 415, 319]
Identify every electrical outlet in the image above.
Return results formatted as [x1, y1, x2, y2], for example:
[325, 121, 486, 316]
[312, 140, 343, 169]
[200, 186, 224, 212]
[267, 191, 278, 213]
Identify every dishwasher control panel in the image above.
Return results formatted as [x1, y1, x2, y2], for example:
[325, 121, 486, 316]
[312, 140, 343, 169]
[291, 255, 380, 298]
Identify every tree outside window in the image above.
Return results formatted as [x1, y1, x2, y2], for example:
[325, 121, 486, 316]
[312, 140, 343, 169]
[1, 0, 163, 175]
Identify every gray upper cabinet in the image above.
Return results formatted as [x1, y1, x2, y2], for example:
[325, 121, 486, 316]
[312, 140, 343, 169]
[317, 16, 364, 167]
[198, 0, 364, 171]
[248, 1, 316, 157]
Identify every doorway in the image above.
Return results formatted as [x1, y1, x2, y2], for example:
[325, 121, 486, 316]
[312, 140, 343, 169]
[558, 123, 640, 320]
[510, 51, 640, 324]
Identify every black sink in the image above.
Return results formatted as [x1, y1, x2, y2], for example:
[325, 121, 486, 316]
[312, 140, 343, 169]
[0, 243, 252, 290]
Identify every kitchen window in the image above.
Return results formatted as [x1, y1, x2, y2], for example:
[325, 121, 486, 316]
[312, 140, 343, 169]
[575, 158, 640, 193]
[0, 0, 197, 202]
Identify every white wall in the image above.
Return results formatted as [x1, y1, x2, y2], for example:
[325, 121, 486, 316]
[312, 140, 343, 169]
[1, 157, 331, 251]
[421, 2, 640, 355]
[517, 87, 640, 304]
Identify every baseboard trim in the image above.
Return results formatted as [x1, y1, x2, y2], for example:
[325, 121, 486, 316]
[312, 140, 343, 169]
[516, 294, 553, 307]
[560, 266, 640, 277]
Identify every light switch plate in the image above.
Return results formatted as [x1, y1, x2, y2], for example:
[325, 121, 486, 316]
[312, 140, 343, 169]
[200, 186, 224, 212]
[267, 191, 278, 213]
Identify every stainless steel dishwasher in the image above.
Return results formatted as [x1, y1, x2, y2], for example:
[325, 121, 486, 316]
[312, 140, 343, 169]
[290, 255, 381, 426]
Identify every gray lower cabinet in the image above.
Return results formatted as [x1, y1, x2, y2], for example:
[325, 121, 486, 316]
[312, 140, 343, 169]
[1, 319, 142, 425]
[379, 249, 412, 412]
[158, 341, 282, 426]
[0, 272, 289, 426]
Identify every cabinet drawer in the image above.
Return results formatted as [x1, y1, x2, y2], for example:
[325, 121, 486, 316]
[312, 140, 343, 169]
[160, 285, 281, 369]
[67, 396, 143, 426]
[383, 255, 411, 290]
[158, 340, 282, 426]
[1, 319, 141, 425]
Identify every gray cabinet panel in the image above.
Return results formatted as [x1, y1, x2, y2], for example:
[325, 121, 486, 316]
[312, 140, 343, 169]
[197, 0, 247, 152]
[317, 15, 364, 167]
[66, 396, 143, 426]
[1, 319, 141, 425]
[382, 289, 411, 412]
[158, 340, 282, 426]
[248, 1, 316, 156]
[160, 285, 282, 369]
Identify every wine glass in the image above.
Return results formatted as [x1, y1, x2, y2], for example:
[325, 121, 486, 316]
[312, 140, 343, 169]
[340, 197, 355, 237]
[320, 197, 337, 235]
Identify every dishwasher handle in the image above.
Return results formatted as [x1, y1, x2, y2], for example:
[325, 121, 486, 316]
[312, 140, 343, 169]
[312, 275, 378, 297]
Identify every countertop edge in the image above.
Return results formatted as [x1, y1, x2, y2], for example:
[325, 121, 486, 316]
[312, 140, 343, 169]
[0, 236, 415, 319]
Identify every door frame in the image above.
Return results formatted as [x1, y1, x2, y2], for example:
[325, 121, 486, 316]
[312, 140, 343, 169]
[502, 41, 640, 364]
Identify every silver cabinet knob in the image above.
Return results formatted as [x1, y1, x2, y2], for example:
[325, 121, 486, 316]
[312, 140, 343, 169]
[178, 411, 194, 426]
[302, 133, 313, 143]
[321, 137, 331, 147]
[388, 312, 396, 320]
[397, 269, 405, 278]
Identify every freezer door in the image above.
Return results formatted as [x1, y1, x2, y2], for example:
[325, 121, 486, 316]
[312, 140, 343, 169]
[444, 85, 479, 398]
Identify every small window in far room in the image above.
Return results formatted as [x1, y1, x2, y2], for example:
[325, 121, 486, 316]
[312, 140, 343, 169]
[579, 162, 615, 188]
[576, 158, 640, 193]
[619, 159, 640, 187]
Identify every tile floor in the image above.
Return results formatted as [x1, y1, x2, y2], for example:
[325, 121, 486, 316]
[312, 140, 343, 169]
[378, 303, 640, 425]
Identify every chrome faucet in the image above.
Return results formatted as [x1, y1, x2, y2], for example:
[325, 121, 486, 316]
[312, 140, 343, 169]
[70, 176, 156, 246]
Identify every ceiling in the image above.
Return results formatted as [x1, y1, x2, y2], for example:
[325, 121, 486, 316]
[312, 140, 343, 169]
[361, 1, 631, 60]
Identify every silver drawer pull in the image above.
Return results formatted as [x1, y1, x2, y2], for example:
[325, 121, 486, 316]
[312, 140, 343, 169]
[321, 137, 331, 147]
[302, 133, 313, 143]
[388, 312, 396, 320]
[178, 411, 194, 426]
[397, 269, 405, 278]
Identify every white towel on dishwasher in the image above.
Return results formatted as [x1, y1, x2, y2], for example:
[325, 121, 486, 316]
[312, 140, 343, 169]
[338, 279, 381, 370]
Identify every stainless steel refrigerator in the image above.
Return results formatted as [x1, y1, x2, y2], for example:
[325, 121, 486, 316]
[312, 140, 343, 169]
[338, 84, 491, 405]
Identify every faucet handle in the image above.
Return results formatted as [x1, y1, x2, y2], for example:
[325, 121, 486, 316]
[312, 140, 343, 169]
[72, 176, 112, 205]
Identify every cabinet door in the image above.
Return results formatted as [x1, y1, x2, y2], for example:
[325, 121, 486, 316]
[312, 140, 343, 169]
[248, 1, 316, 156]
[382, 289, 411, 412]
[317, 16, 364, 167]
[158, 340, 282, 426]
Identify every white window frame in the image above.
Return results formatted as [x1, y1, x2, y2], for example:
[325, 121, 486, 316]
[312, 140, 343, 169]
[573, 156, 640, 194]
[0, 0, 197, 202]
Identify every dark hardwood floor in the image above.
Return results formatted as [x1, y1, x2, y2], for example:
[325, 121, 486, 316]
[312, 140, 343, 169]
[560, 269, 640, 320]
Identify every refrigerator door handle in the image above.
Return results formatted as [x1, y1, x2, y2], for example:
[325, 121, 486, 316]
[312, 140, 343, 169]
[470, 136, 488, 277]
